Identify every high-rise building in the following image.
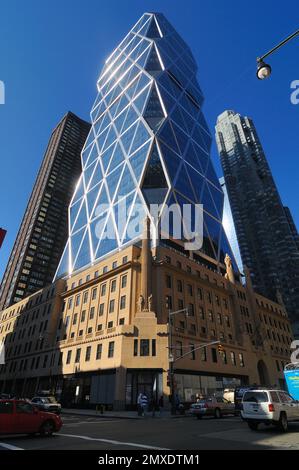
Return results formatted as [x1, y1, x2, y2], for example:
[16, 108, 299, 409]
[0, 14, 292, 409]
[55, 12, 237, 282]
[216, 110, 299, 335]
[0, 112, 91, 310]
[0, 229, 6, 250]
[219, 177, 243, 274]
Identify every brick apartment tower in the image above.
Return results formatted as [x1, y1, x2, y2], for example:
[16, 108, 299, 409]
[0, 112, 91, 309]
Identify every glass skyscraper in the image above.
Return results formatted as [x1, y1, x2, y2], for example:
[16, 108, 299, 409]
[55, 13, 237, 279]
[216, 110, 299, 336]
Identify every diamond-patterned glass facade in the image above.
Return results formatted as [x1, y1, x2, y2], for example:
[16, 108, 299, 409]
[55, 12, 237, 279]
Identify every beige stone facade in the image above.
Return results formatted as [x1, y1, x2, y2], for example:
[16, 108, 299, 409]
[0, 242, 293, 409]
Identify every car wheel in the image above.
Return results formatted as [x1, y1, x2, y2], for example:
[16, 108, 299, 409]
[278, 413, 288, 432]
[248, 421, 259, 431]
[39, 420, 55, 437]
[196, 414, 202, 420]
[214, 408, 221, 419]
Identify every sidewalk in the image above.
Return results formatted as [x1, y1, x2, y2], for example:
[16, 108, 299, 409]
[62, 408, 190, 420]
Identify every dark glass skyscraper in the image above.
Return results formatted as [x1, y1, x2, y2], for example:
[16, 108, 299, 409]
[55, 12, 237, 280]
[216, 110, 299, 335]
[0, 112, 90, 309]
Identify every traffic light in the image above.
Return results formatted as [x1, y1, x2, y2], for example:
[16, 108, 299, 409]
[217, 344, 224, 353]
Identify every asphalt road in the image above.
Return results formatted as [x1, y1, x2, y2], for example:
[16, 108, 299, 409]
[1, 413, 299, 450]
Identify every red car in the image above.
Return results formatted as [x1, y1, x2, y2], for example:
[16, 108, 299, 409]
[0, 400, 62, 436]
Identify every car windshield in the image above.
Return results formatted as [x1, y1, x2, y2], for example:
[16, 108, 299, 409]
[243, 392, 268, 403]
[47, 396, 57, 404]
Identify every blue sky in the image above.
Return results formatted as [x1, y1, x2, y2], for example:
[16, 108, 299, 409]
[0, 0, 298, 279]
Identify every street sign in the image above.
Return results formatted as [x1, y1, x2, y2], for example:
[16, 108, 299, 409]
[284, 366, 299, 400]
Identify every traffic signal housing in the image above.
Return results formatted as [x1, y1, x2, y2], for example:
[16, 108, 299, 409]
[217, 344, 224, 353]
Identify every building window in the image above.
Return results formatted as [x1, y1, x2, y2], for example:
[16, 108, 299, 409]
[208, 310, 213, 322]
[119, 317, 125, 325]
[197, 287, 203, 300]
[187, 284, 193, 296]
[109, 299, 115, 313]
[92, 288, 97, 300]
[225, 315, 230, 327]
[212, 348, 217, 363]
[73, 313, 78, 325]
[78, 330, 83, 336]
[97, 324, 103, 331]
[83, 291, 88, 304]
[108, 341, 115, 358]
[190, 343, 195, 360]
[75, 348, 81, 363]
[99, 303, 104, 316]
[87, 327, 92, 334]
[239, 353, 245, 367]
[122, 256, 128, 264]
[230, 351, 236, 366]
[134, 339, 138, 356]
[178, 299, 184, 310]
[177, 280, 183, 292]
[85, 346, 91, 361]
[108, 321, 113, 329]
[81, 310, 86, 322]
[111, 279, 117, 292]
[90, 307, 95, 320]
[188, 303, 194, 316]
[165, 275, 172, 288]
[96, 344, 102, 360]
[75, 295, 80, 306]
[68, 298, 73, 309]
[120, 295, 126, 310]
[217, 313, 222, 325]
[121, 275, 127, 288]
[140, 339, 150, 356]
[199, 307, 205, 320]
[112, 261, 117, 269]
[152, 339, 156, 356]
[201, 348, 207, 361]
[166, 295, 172, 310]
[100, 284, 106, 296]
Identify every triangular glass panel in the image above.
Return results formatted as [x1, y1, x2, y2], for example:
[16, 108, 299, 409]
[192, 124, 209, 153]
[88, 159, 103, 190]
[71, 176, 85, 205]
[112, 94, 129, 119]
[129, 120, 151, 155]
[113, 107, 129, 134]
[54, 240, 70, 279]
[171, 121, 188, 156]
[180, 106, 195, 135]
[170, 107, 187, 134]
[193, 143, 209, 174]
[129, 141, 150, 183]
[145, 16, 161, 38]
[201, 183, 219, 219]
[135, 46, 151, 69]
[120, 107, 139, 134]
[91, 182, 109, 221]
[125, 74, 141, 100]
[101, 143, 116, 174]
[156, 86, 175, 115]
[107, 142, 125, 174]
[70, 198, 83, 230]
[122, 193, 147, 244]
[84, 160, 97, 190]
[101, 125, 117, 152]
[185, 164, 205, 203]
[94, 112, 110, 137]
[158, 141, 182, 183]
[208, 184, 224, 220]
[145, 45, 162, 74]
[73, 228, 91, 272]
[90, 211, 109, 257]
[105, 164, 124, 202]
[86, 183, 102, 219]
[83, 142, 98, 168]
[205, 160, 222, 190]
[133, 85, 150, 114]
[70, 228, 86, 268]
[174, 163, 196, 202]
[96, 125, 111, 152]
[141, 143, 168, 206]
[201, 220, 217, 259]
[157, 120, 180, 154]
[113, 191, 135, 242]
[95, 213, 118, 259]
[144, 84, 165, 130]
[133, 73, 151, 99]
[160, 191, 180, 239]
[114, 164, 136, 201]
[184, 142, 203, 173]
[120, 122, 138, 155]
[72, 198, 88, 234]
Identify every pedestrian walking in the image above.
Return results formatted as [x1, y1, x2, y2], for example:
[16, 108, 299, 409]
[140, 393, 148, 417]
[137, 392, 143, 416]
[158, 395, 164, 416]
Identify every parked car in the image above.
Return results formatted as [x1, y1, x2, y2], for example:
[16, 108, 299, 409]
[241, 389, 299, 432]
[190, 396, 235, 419]
[0, 399, 62, 436]
[31, 396, 61, 414]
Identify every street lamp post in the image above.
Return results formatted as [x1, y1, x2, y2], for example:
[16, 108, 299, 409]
[257, 29, 299, 79]
[168, 307, 222, 415]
